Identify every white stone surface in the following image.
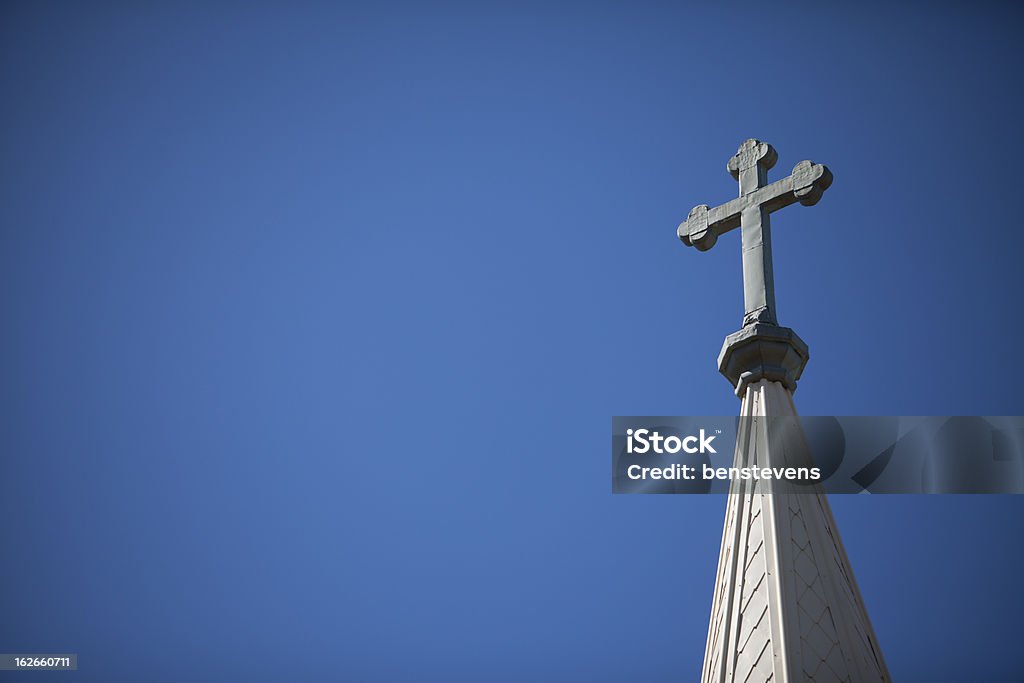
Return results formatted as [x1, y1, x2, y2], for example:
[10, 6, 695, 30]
[701, 380, 890, 683]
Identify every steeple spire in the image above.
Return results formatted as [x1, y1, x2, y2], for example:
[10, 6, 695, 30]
[678, 141, 890, 682]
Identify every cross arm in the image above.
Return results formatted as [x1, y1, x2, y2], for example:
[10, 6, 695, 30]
[677, 159, 832, 251]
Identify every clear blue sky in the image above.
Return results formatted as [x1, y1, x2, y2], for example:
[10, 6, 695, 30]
[2, 2, 1023, 681]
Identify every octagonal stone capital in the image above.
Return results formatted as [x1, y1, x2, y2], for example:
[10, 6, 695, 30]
[718, 323, 809, 397]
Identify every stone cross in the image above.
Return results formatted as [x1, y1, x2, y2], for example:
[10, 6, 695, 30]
[678, 139, 833, 326]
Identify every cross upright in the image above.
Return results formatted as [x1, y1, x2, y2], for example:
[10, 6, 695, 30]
[678, 139, 833, 327]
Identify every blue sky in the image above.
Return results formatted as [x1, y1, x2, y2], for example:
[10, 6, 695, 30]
[2, 2, 1023, 681]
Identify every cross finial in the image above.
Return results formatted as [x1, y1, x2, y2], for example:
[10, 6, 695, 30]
[678, 139, 832, 327]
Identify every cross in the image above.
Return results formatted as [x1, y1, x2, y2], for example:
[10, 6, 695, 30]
[678, 139, 833, 326]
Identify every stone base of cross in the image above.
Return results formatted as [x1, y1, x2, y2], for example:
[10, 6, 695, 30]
[718, 322, 808, 398]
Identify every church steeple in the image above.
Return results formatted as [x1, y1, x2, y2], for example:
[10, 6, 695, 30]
[679, 141, 890, 682]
